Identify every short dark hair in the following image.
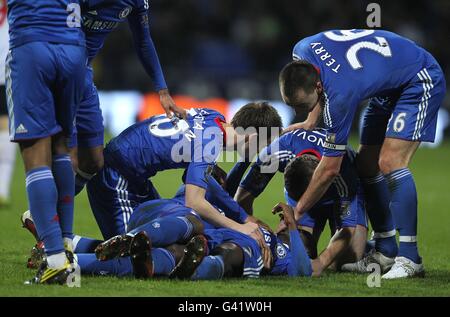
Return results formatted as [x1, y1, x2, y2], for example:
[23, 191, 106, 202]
[279, 60, 319, 103]
[284, 154, 319, 201]
[231, 101, 283, 135]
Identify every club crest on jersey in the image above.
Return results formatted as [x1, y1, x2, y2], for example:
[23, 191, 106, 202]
[276, 244, 287, 259]
[119, 7, 132, 19]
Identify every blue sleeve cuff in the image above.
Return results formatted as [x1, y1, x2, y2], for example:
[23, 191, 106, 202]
[287, 229, 313, 277]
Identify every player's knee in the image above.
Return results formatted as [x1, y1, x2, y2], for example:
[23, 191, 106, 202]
[379, 154, 402, 175]
[341, 227, 355, 242]
[78, 153, 104, 175]
[70, 149, 79, 172]
[185, 215, 204, 237]
[51, 133, 70, 155]
[211, 243, 244, 278]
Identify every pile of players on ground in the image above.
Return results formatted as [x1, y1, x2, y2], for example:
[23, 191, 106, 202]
[23, 102, 383, 281]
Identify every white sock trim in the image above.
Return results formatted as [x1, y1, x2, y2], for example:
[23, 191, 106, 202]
[373, 229, 396, 239]
[72, 235, 82, 252]
[399, 235, 417, 243]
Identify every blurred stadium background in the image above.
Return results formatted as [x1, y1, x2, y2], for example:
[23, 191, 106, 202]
[92, 0, 449, 144]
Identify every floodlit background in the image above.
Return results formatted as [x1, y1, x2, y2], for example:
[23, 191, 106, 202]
[93, 0, 449, 142]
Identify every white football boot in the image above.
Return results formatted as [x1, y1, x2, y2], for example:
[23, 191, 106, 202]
[382, 256, 425, 279]
[341, 249, 395, 274]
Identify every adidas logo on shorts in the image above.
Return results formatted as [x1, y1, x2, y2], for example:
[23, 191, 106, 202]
[15, 124, 28, 134]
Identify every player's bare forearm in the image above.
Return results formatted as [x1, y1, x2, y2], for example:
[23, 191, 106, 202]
[234, 187, 255, 215]
[312, 227, 354, 276]
[185, 184, 242, 231]
[294, 155, 343, 219]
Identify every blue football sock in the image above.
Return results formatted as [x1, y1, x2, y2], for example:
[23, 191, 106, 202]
[26, 167, 64, 255]
[361, 173, 398, 257]
[386, 168, 421, 263]
[128, 216, 193, 247]
[52, 155, 74, 239]
[152, 248, 176, 275]
[191, 255, 224, 280]
[72, 235, 103, 253]
[75, 253, 132, 277]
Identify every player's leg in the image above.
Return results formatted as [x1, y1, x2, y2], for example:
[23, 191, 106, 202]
[52, 44, 88, 254]
[6, 43, 75, 283]
[181, 242, 244, 280]
[129, 214, 204, 246]
[357, 98, 398, 261]
[74, 253, 133, 277]
[130, 232, 208, 279]
[51, 132, 75, 250]
[381, 64, 446, 279]
[73, 67, 104, 195]
[0, 88, 16, 206]
[379, 138, 420, 261]
[86, 166, 132, 239]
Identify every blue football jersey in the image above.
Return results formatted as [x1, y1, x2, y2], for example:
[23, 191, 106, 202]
[258, 227, 291, 276]
[82, 0, 147, 61]
[82, 0, 167, 90]
[105, 108, 226, 187]
[292, 29, 437, 156]
[240, 128, 359, 205]
[7, 0, 85, 48]
[240, 128, 326, 198]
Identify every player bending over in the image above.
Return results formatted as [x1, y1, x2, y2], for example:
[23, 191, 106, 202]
[280, 29, 446, 278]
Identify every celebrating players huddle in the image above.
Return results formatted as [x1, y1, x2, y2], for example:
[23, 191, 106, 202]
[5, 1, 446, 286]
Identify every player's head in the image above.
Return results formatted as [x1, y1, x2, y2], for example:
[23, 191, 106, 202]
[226, 101, 282, 157]
[284, 154, 320, 201]
[279, 60, 322, 113]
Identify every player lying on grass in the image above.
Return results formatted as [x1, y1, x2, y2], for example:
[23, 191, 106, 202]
[25, 171, 275, 279]
[74, 192, 310, 280]
[166, 201, 313, 280]
[23, 166, 274, 271]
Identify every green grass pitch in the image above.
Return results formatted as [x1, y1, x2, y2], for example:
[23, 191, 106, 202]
[1, 140, 450, 296]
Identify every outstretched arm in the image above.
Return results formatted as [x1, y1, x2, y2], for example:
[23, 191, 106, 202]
[127, 11, 185, 118]
[273, 202, 312, 277]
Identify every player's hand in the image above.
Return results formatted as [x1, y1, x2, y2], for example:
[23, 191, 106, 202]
[158, 89, 186, 119]
[272, 202, 296, 230]
[282, 121, 314, 135]
[275, 219, 287, 235]
[240, 222, 272, 268]
[246, 215, 274, 235]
